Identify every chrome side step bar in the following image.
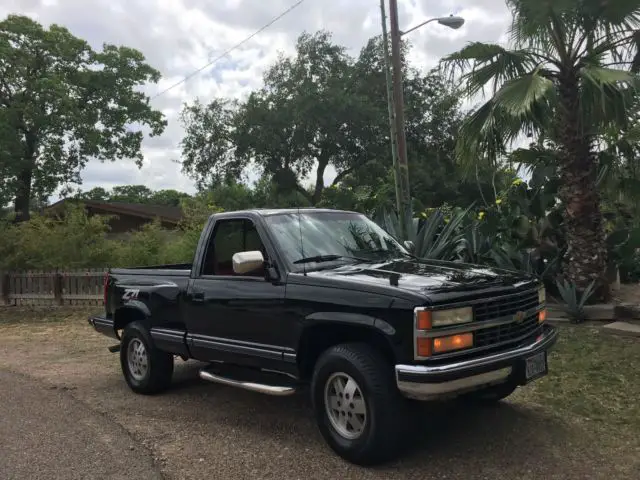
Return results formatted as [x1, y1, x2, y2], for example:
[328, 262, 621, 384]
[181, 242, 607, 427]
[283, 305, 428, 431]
[199, 370, 297, 396]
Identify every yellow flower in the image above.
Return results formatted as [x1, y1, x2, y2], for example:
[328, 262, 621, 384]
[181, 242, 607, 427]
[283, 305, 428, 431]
[478, 211, 485, 220]
[495, 198, 502, 205]
[511, 178, 524, 186]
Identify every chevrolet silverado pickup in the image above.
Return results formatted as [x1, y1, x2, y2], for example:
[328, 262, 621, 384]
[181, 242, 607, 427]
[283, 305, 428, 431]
[89, 208, 558, 465]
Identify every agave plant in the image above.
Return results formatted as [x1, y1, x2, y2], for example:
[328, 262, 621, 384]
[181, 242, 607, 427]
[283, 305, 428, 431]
[457, 223, 496, 265]
[374, 204, 473, 260]
[554, 278, 598, 323]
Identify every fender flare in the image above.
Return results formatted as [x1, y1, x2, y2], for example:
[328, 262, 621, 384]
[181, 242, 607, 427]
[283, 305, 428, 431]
[113, 302, 151, 338]
[303, 311, 396, 336]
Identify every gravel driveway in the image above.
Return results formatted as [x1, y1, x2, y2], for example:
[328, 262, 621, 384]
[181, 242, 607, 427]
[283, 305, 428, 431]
[0, 311, 627, 479]
[0, 370, 163, 480]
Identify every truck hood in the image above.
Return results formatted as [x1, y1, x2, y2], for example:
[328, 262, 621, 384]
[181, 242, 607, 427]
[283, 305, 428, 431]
[307, 257, 535, 297]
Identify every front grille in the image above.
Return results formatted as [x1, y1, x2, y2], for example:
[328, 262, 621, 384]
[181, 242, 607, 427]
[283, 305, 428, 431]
[474, 289, 539, 322]
[475, 312, 542, 348]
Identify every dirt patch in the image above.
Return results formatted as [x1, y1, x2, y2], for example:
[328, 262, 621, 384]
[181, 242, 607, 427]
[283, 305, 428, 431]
[1, 308, 639, 479]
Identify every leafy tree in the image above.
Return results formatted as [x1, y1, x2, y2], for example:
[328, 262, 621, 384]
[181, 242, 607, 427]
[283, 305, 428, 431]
[0, 14, 167, 221]
[180, 31, 493, 211]
[440, 0, 640, 298]
[76, 186, 109, 202]
[76, 184, 191, 206]
[180, 98, 241, 189]
[109, 185, 154, 203]
[149, 189, 191, 207]
[200, 179, 255, 211]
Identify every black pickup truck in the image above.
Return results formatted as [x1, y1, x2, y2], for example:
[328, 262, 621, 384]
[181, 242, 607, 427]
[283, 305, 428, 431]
[89, 208, 557, 465]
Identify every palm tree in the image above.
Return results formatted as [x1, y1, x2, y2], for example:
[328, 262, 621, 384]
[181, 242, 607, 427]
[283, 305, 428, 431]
[441, 0, 640, 299]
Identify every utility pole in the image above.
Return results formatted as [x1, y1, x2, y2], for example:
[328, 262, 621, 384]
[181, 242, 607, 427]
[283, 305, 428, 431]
[379, 0, 401, 222]
[388, 0, 411, 237]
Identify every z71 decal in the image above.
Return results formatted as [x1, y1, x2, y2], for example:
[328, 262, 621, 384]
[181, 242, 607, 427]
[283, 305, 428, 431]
[122, 289, 140, 301]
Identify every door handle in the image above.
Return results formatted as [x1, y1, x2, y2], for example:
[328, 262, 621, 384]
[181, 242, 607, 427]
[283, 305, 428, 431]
[192, 292, 205, 303]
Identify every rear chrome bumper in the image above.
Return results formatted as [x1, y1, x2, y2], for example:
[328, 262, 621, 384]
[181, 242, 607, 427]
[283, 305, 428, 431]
[88, 315, 119, 340]
[395, 324, 559, 401]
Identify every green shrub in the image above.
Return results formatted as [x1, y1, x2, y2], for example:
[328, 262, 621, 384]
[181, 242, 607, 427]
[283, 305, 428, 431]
[0, 197, 223, 271]
[0, 203, 116, 270]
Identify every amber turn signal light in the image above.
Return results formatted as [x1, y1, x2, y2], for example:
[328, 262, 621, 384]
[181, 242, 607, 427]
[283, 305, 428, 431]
[538, 309, 547, 323]
[416, 310, 432, 330]
[432, 333, 473, 354]
[416, 337, 432, 357]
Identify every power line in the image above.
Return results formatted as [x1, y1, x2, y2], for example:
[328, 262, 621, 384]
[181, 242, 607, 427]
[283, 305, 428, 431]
[151, 0, 307, 100]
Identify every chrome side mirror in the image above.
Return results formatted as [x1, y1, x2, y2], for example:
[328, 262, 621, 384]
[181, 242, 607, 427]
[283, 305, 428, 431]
[232, 250, 264, 274]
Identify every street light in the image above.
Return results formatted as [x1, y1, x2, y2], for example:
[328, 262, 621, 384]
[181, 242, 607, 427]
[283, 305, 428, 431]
[382, 1, 465, 239]
[401, 15, 465, 36]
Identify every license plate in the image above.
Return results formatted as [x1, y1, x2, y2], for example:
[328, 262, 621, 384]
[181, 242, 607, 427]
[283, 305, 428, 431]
[524, 351, 548, 382]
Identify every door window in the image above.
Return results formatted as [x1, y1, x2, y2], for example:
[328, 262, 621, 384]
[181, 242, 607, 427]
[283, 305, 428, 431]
[202, 219, 266, 277]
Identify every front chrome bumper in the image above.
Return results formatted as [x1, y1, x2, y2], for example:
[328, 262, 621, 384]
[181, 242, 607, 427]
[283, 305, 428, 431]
[395, 324, 559, 401]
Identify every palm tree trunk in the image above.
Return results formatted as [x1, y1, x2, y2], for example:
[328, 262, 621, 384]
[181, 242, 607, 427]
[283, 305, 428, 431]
[557, 74, 609, 299]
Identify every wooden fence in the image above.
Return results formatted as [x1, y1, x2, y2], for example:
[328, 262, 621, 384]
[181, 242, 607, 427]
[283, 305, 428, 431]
[0, 268, 107, 306]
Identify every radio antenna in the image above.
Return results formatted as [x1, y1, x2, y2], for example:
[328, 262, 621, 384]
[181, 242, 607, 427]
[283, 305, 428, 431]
[297, 205, 306, 276]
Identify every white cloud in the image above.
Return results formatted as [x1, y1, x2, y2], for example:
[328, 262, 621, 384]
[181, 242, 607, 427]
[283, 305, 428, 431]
[1, 0, 511, 200]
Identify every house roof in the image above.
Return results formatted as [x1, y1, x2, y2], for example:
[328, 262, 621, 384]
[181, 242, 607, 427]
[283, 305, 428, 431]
[45, 199, 183, 224]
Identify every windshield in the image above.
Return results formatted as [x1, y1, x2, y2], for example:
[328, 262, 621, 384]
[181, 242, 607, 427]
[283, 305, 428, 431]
[263, 211, 410, 269]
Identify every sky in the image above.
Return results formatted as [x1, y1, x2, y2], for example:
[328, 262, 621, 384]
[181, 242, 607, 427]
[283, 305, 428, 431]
[1, 0, 514, 200]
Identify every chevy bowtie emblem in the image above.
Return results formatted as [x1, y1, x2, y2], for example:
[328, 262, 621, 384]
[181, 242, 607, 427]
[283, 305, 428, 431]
[513, 310, 526, 323]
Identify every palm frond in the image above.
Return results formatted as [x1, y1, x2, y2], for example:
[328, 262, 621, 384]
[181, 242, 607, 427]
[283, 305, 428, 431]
[579, 66, 638, 130]
[455, 90, 554, 170]
[440, 43, 536, 97]
[493, 70, 555, 116]
[580, 65, 635, 84]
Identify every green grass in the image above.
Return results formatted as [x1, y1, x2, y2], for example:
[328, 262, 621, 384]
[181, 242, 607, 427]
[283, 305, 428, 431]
[516, 324, 640, 445]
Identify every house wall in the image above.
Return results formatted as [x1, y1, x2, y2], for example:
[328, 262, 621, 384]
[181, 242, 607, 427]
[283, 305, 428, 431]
[106, 213, 149, 235]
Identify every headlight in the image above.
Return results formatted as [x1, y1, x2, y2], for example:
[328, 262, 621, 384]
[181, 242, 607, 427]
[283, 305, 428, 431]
[432, 307, 473, 327]
[538, 286, 547, 323]
[538, 286, 546, 305]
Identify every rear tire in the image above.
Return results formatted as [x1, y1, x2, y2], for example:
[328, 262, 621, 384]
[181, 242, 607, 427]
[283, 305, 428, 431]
[120, 322, 174, 395]
[310, 343, 407, 466]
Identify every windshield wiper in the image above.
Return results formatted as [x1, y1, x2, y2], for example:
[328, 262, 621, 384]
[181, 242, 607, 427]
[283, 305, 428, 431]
[293, 254, 345, 264]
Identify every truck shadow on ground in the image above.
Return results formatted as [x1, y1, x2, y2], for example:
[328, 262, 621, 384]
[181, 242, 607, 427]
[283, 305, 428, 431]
[146, 360, 587, 475]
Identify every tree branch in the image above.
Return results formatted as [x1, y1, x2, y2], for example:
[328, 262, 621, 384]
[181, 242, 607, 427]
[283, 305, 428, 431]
[312, 157, 329, 205]
[331, 167, 355, 186]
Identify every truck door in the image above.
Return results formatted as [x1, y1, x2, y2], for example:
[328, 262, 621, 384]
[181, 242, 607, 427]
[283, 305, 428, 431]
[185, 217, 291, 370]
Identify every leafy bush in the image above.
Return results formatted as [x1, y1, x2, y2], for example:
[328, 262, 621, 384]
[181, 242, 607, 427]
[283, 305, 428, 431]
[0, 197, 222, 271]
[0, 203, 117, 270]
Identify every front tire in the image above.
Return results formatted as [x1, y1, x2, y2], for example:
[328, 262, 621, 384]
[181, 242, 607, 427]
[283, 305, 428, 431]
[311, 343, 406, 466]
[120, 322, 174, 395]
